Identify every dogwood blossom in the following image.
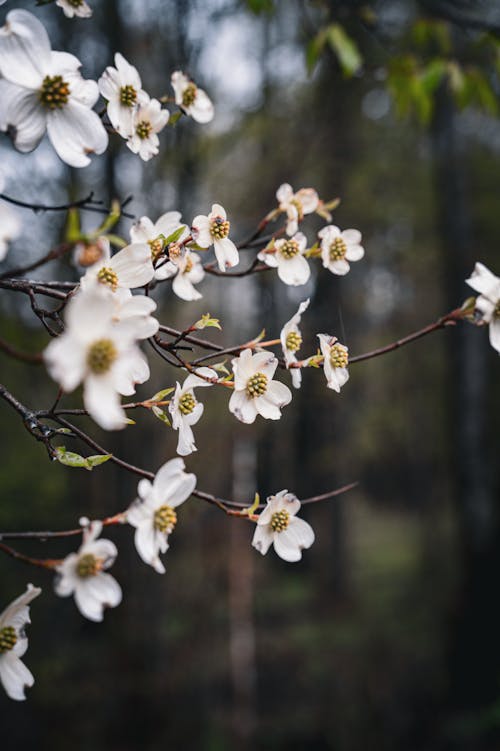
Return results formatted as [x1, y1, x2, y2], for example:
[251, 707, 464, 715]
[0, 10, 108, 167]
[192, 203, 239, 272]
[129, 210, 189, 280]
[229, 349, 292, 424]
[80, 236, 155, 293]
[127, 458, 196, 573]
[466, 262, 500, 353]
[171, 70, 214, 123]
[169, 368, 216, 455]
[317, 333, 349, 392]
[98, 53, 148, 137]
[258, 232, 310, 286]
[54, 520, 121, 622]
[0, 584, 41, 701]
[161, 250, 205, 301]
[319, 225, 365, 275]
[276, 183, 319, 236]
[56, 0, 92, 18]
[252, 491, 315, 562]
[44, 288, 152, 430]
[280, 299, 310, 388]
[126, 97, 169, 161]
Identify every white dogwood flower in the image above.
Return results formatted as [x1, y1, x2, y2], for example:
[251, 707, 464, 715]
[0, 584, 41, 701]
[192, 203, 239, 272]
[319, 225, 364, 276]
[80, 236, 155, 293]
[161, 250, 205, 301]
[56, 0, 92, 18]
[280, 299, 310, 388]
[169, 368, 216, 456]
[54, 520, 121, 622]
[317, 333, 349, 392]
[171, 70, 214, 123]
[98, 53, 148, 137]
[0, 10, 108, 167]
[127, 458, 196, 574]
[126, 97, 169, 161]
[44, 288, 152, 430]
[466, 262, 500, 353]
[229, 348, 292, 424]
[252, 490, 315, 562]
[258, 231, 310, 286]
[130, 210, 189, 280]
[276, 183, 319, 236]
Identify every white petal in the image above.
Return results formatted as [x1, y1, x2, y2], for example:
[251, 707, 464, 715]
[229, 390, 257, 424]
[189, 88, 214, 123]
[251, 524, 274, 556]
[84, 375, 127, 430]
[0, 653, 34, 701]
[0, 9, 49, 88]
[47, 101, 108, 168]
[466, 263, 500, 299]
[276, 183, 293, 204]
[345, 244, 364, 262]
[172, 272, 202, 301]
[277, 255, 310, 286]
[327, 259, 350, 276]
[191, 215, 212, 248]
[489, 318, 500, 354]
[0, 81, 46, 153]
[341, 228, 362, 245]
[111, 243, 154, 288]
[134, 522, 166, 574]
[176, 421, 196, 456]
[273, 517, 315, 562]
[214, 237, 239, 272]
[74, 573, 122, 622]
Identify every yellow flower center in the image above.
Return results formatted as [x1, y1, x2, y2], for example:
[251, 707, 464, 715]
[0, 626, 17, 653]
[270, 509, 290, 533]
[76, 553, 102, 578]
[330, 343, 348, 368]
[182, 83, 197, 107]
[280, 240, 300, 260]
[97, 266, 118, 291]
[246, 372, 268, 397]
[68, 0, 84, 6]
[285, 331, 302, 352]
[210, 217, 230, 240]
[329, 237, 347, 261]
[39, 75, 70, 109]
[168, 242, 183, 262]
[87, 338, 118, 375]
[184, 255, 194, 274]
[153, 505, 177, 533]
[136, 120, 152, 139]
[120, 84, 137, 107]
[178, 392, 196, 415]
[149, 238, 164, 262]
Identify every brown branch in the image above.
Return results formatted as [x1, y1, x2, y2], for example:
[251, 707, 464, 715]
[0, 337, 43, 364]
[0, 541, 60, 569]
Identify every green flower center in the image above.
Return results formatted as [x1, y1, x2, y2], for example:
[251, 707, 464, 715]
[136, 120, 152, 139]
[120, 84, 137, 107]
[330, 343, 348, 368]
[149, 238, 164, 262]
[329, 237, 347, 261]
[285, 331, 302, 352]
[270, 509, 290, 533]
[97, 266, 118, 291]
[0, 626, 17, 653]
[87, 338, 118, 375]
[280, 240, 300, 259]
[246, 372, 268, 398]
[76, 553, 101, 578]
[39, 75, 70, 110]
[210, 217, 230, 240]
[178, 392, 196, 415]
[68, 0, 84, 6]
[154, 505, 177, 533]
[182, 83, 197, 108]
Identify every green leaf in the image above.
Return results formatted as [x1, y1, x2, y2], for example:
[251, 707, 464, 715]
[306, 29, 327, 75]
[168, 111, 183, 126]
[246, 0, 273, 14]
[326, 23, 363, 77]
[211, 361, 230, 375]
[65, 207, 81, 243]
[164, 226, 187, 245]
[86, 454, 113, 468]
[151, 387, 175, 401]
[55, 446, 112, 470]
[152, 406, 171, 426]
[194, 313, 222, 331]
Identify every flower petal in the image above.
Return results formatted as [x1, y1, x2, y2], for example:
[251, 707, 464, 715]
[46, 101, 108, 168]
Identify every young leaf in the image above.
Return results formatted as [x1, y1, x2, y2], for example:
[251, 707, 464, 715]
[194, 313, 222, 330]
[152, 406, 171, 426]
[327, 23, 363, 77]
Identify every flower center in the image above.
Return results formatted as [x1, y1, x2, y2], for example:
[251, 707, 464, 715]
[0, 626, 17, 653]
[329, 237, 347, 261]
[39, 75, 70, 110]
[97, 266, 119, 291]
[246, 372, 268, 398]
[285, 331, 302, 352]
[210, 217, 230, 240]
[270, 509, 290, 533]
[182, 83, 197, 108]
[178, 392, 197, 415]
[149, 238, 164, 263]
[68, 0, 84, 6]
[330, 343, 348, 368]
[76, 553, 101, 578]
[168, 242, 183, 262]
[120, 84, 137, 107]
[184, 255, 194, 274]
[280, 240, 300, 260]
[87, 338, 118, 375]
[136, 120, 152, 139]
[154, 505, 177, 534]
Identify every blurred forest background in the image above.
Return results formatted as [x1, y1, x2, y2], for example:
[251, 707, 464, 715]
[0, 0, 499, 749]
